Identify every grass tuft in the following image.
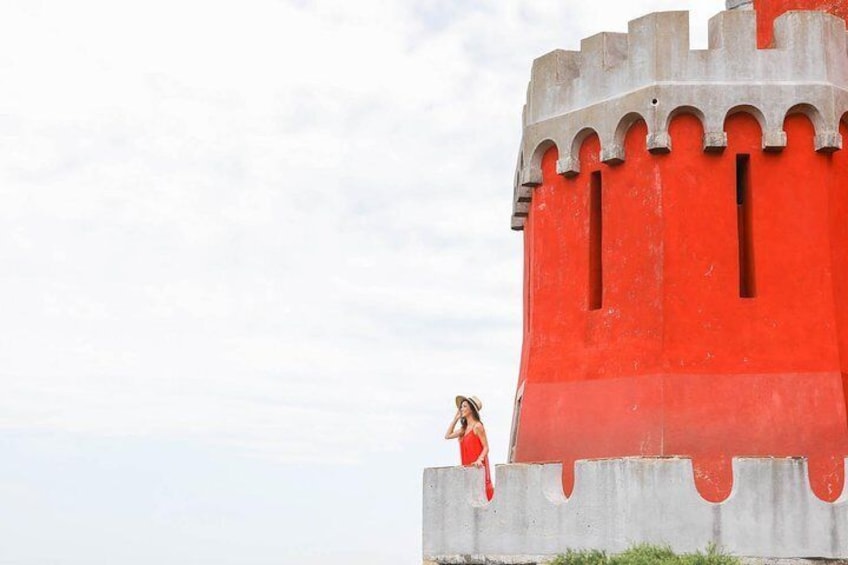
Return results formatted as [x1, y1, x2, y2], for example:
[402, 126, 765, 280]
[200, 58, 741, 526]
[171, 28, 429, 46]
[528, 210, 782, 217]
[548, 543, 741, 565]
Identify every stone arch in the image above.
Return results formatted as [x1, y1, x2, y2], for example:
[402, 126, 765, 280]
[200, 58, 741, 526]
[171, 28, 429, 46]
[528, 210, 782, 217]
[665, 105, 711, 154]
[783, 103, 823, 152]
[563, 127, 601, 177]
[605, 112, 648, 164]
[785, 102, 825, 133]
[725, 104, 786, 151]
[521, 138, 559, 186]
[784, 103, 842, 153]
[724, 104, 767, 133]
[665, 105, 707, 132]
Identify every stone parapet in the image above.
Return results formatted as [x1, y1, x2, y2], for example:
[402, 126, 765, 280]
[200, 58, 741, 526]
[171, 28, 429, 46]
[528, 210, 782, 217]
[512, 9, 848, 229]
[423, 458, 848, 564]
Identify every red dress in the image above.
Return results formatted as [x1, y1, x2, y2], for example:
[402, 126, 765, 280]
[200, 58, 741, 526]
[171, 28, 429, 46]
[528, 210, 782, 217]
[460, 428, 494, 500]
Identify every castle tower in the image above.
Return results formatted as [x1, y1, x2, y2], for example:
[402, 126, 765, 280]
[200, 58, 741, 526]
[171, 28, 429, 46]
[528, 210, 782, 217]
[737, 0, 848, 46]
[423, 2, 848, 562]
[509, 0, 848, 503]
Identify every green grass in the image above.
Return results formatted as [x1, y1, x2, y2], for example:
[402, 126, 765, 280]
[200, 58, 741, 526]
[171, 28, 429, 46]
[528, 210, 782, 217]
[548, 543, 741, 565]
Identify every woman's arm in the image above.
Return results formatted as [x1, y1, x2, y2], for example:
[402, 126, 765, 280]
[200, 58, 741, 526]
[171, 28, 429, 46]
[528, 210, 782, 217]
[444, 409, 463, 440]
[472, 424, 489, 466]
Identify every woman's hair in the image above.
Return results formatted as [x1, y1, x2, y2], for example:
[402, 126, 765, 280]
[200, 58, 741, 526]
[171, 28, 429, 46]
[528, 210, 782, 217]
[460, 399, 482, 431]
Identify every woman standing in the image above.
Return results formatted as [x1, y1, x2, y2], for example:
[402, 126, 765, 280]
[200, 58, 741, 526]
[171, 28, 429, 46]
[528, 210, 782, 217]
[444, 395, 494, 500]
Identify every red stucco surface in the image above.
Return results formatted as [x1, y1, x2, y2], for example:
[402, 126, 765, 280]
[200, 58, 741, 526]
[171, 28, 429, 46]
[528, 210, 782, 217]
[514, 113, 848, 502]
[754, 0, 848, 46]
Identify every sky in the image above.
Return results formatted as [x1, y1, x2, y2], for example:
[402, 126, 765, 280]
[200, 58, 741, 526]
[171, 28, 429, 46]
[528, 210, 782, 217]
[0, 1, 725, 563]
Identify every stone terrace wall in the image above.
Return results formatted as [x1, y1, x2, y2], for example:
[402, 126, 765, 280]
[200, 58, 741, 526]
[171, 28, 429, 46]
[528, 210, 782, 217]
[423, 457, 848, 564]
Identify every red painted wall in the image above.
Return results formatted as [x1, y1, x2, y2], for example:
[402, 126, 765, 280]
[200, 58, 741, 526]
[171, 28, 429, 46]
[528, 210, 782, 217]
[514, 113, 848, 502]
[753, 0, 848, 46]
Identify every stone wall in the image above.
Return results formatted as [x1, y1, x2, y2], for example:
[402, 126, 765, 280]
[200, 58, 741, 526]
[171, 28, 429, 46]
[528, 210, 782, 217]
[423, 458, 848, 564]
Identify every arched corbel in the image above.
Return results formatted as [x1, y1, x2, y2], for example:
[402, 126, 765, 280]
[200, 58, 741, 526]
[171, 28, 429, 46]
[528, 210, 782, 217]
[785, 103, 841, 153]
[726, 104, 783, 151]
[562, 127, 600, 177]
[603, 112, 647, 165]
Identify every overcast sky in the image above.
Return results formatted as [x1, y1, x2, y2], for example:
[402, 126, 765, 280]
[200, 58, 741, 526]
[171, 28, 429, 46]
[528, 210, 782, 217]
[0, 1, 725, 563]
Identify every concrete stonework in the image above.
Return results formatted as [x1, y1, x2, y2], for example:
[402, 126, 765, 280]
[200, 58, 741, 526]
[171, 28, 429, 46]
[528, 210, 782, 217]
[423, 458, 848, 564]
[511, 9, 848, 229]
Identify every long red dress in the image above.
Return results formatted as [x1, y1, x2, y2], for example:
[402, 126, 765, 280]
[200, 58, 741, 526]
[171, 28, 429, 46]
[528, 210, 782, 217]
[460, 428, 494, 500]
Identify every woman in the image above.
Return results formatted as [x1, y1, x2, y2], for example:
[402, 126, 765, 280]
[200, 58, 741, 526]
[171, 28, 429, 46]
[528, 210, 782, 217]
[444, 394, 494, 500]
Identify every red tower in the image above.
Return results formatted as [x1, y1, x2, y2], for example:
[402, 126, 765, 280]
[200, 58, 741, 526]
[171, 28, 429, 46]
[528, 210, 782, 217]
[509, 0, 848, 503]
[749, 0, 848, 45]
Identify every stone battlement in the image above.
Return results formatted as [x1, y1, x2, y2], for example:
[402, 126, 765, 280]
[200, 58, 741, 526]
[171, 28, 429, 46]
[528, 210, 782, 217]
[512, 9, 848, 229]
[423, 457, 848, 564]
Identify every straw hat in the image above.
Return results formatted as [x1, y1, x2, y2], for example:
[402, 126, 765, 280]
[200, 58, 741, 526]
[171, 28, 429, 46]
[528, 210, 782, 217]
[455, 395, 483, 412]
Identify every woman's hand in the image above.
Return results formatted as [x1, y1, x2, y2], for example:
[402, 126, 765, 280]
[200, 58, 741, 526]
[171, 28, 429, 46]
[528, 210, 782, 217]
[445, 407, 463, 440]
[473, 458, 483, 468]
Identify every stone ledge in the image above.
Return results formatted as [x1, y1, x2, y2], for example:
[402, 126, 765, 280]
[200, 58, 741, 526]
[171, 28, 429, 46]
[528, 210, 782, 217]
[423, 458, 848, 562]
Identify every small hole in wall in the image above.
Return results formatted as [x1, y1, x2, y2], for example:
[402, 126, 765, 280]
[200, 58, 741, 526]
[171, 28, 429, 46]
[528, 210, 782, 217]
[651, 98, 658, 105]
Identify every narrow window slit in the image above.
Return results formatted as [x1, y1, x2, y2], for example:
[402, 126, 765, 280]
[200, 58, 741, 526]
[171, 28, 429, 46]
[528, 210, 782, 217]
[736, 155, 756, 298]
[589, 171, 603, 310]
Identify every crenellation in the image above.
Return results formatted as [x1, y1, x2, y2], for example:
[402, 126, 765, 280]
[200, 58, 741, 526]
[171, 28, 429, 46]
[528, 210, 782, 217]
[580, 32, 628, 71]
[528, 50, 579, 124]
[704, 12, 760, 81]
[708, 10, 758, 50]
[578, 33, 630, 109]
[826, 19, 848, 83]
[424, 458, 848, 563]
[627, 12, 691, 83]
[512, 9, 848, 228]
[529, 49, 574, 87]
[723, 458, 838, 557]
[773, 11, 846, 79]
[540, 462, 567, 504]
